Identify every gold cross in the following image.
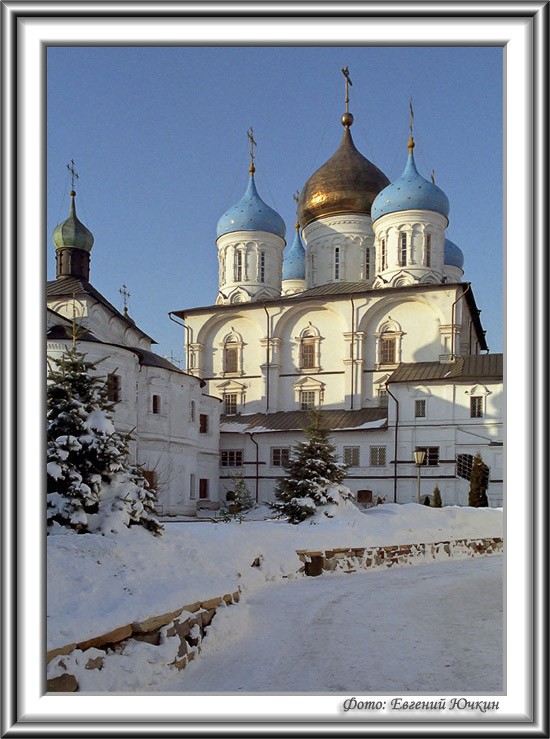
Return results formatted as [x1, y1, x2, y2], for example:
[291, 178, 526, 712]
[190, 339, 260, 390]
[119, 284, 131, 313]
[66, 159, 79, 190]
[409, 98, 414, 137]
[247, 127, 257, 172]
[341, 67, 353, 112]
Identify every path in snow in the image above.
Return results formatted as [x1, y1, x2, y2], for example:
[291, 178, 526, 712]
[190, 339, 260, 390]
[157, 556, 502, 693]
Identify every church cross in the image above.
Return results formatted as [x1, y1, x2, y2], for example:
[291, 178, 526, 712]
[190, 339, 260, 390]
[247, 127, 257, 172]
[409, 98, 414, 137]
[341, 66, 352, 112]
[119, 284, 131, 314]
[67, 159, 79, 190]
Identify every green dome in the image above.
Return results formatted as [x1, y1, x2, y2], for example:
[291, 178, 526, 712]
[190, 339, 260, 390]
[53, 191, 94, 252]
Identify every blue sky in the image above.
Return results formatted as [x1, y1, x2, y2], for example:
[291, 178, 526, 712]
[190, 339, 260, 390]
[47, 46, 502, 362]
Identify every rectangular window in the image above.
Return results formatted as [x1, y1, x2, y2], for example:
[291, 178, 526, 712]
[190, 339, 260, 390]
[143, 470, 156, 491]
[381, 238, 387, 270]
[189, 400, 196, 422]
[235, 251, 242, 282]
[301, 340, 316, 369]
[400, 233, 407, 266]
[343, 446, 360, 467]
[271, 447, 290, 467]
[365, 247, 371, 280]
[378, 389, 388, 408]
[334, 247, 340, 280]
[107, 373, 121, 403]
[470, 396, 483, 418]
[224, 346, 238, 373]
[224, 393, 237, 415]
[418, 446, 440, 466]
[300, 390, 316, 410]
[220, 450, 243, 467]
[415, 399, 426, 418]
[370, 445, 387, 466]
[259, 251, 266, 283]
[426, 233, 431, 267]
[199, 479, 209, 499]
[199, 414, 209, 434]
[190, 473, 196, 499]
[380, 337, 396, 364]
[152, 394, 161, 414]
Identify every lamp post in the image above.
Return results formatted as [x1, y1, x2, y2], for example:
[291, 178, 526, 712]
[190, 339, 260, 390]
[413, 447, 426, 504]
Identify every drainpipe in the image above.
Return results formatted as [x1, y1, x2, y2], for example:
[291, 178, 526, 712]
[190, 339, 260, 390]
[247, 432, 260, 502]
[450, 284, 471, 360]
[349, 293, 355, 410]
[386, 384, 399, 504]
[263, 303, 270, 413]
[169, 312, 191, 371]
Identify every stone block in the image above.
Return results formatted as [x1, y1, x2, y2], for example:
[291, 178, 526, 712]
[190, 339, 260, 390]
[85, 656, 104, 670]
[77, 624, 132, 651]
[351, 548, 365, 557]
[172, 656, 188, 670]
[133, 631, 161, 645]
[324, 550, 335, 559]
[132, 607, 183, 634]
[305, 555, 323, 577]
[222, 593, 233, 604]
[47, 643, 76, 664]
[232, 591, 240, 603]
[47, 673, 78, 692]
[201, 609, 216, 627]
[201, 596, 222, 611]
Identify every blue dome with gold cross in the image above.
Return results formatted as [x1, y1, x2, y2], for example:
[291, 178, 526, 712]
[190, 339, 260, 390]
[217, 173, 286, 240]
[372, 142, 450, 223]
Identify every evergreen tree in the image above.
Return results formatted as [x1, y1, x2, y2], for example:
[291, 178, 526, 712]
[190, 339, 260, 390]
[47, 345, 163, 535]
[468, 452, 489, 507]
[432, 485, 442, 508]
[270, 411, 346, 524]
[219, 473, 255, 522]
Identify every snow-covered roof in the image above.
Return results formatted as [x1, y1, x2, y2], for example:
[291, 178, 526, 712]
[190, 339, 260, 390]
[220, 408, 387, 434]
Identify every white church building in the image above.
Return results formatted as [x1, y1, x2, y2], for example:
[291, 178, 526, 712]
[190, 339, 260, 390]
[47, 91, 503, 514]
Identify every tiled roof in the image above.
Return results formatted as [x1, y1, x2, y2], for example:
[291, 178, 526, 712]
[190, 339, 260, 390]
[221, 407, 387, 433]
[388, 354, 503, 384]
[46, 277, 156, 344]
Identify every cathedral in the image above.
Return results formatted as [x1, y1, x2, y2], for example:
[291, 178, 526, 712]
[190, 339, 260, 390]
[47, 84, 503, 515]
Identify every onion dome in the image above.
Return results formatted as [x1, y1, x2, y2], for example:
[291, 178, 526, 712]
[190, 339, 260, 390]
[372, 140, 450, 223]
[282, 224, 306, 280]
[53, 191, 94, 251]
[297, 115, 390, 228]
[217, 173, 286, 239]
[444, 237, 464, 269]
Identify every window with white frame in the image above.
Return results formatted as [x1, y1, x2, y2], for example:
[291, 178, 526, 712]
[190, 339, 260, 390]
[224, 393, 238, 415]
[380, 238, 387, 270]
[415, 399, 426, 418]
[224, 343, 238, 373]
[300, 390, 316, 410]
[271, 447, 290, 467]
[426, 233, 432, 267]
[378, 388, 389, 408]
[470, 396, 483, 418]
[220, 450, 243, 467]
[235, 251, 243, 281]
[199, 414, 209, 434]
[344, 446, 360, 467]
[259, 251, 266, 283]
[297, 326, 320, 371]
[418, 446, 440, 466]
[380, 337, 396, 364]
[365, 247, 371, 280]
[375, 320, 403, 367]
[370, 445, 386, 466]
[399, 232, 407, 267]
[334, 247, 341, 280]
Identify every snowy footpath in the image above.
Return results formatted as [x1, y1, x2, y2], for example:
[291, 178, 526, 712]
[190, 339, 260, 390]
[154, 556, 503, 693]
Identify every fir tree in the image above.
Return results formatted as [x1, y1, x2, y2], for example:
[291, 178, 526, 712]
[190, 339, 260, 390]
[47, 345, 163, 535]
[219, 473, 255, 522]
[432, 485, 442, 508]
[468, 452, 489, 507]
[270, 411, 346, 524]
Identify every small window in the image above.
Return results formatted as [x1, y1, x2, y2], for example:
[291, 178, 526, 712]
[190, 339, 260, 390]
[418, 446, 440, 466]
[380, 337, 396, 364]
[199, 414, 209, 434]
[300, 390, 316, 410]
[189, 400, 196, 423]
[399, 233, 407, 267]
[334, 247, 340, 280]
[152, 394, 161, 414]
[199, 479, 209, 499]
[143, 470, 156, 491]
[220, 450, 243, 467]
[271, 447, 290, 467]
[380, 238, 387, 270]
[301, 340, 316, 369]
[235, 251, 243, 282]
[378, 389, 388, 408]
[190, 473, 196, 499]
[365, 247, 371, 280]
[224, 393, 238, 415]
[357, 490, 373, 505]
[470, 396, 483, 418]
[456, 453, 490, 487]
[259, 251, 266, 283]
[224, 346, 238, 373]
[107, 373, 121, 403]
[344, 446, 360, 467]
[426, 233, 431, 267]
[370, 445, 386, 467]
[415, 399, 426, 418]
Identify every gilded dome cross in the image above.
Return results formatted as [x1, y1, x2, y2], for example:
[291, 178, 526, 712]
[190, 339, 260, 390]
[341, 66, 352, 113]
[247, 127, 257, 173]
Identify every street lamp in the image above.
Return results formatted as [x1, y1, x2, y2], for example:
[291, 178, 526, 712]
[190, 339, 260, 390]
[413, 447, 426, 504]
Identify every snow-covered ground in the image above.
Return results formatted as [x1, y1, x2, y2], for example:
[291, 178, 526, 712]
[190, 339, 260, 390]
[47, 500, 503, 653]
[154, 556, 503, 693]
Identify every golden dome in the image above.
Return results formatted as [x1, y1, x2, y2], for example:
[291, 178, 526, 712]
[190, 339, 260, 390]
[298, 121, 390, 228]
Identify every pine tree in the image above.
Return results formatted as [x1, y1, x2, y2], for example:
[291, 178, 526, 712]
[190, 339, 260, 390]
[47, 345, 163, 535]
[468, 452, 489, 507]
[219, 473, 255, 522]
[270, 411, 346, 524]
[432, 485, 442, 508]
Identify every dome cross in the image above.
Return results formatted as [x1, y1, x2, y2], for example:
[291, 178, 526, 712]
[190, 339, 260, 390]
[341, 66, 352, 113]
[247, 127, 257, 174]
[66, 159, 79, 190]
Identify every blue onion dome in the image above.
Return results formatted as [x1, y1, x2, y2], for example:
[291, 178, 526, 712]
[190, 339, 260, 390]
[444, 237, 464, 269]
[283, 224, 306, 280]
[298, 115, 390, 228]
[371, 139, 450, 223]
[216, 171, 286, 239]
[52, 191, 94, 251]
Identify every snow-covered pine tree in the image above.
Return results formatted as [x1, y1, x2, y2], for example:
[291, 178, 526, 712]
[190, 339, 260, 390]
[47, 345, 163, 535]
[270, 410, 346, 524]
[219, 473, 255, 522]
[468, 452, 489, 508]
[432, 485, 442, 508]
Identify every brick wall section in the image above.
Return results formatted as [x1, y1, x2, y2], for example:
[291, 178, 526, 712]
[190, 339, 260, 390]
[297, 537, 503, 576]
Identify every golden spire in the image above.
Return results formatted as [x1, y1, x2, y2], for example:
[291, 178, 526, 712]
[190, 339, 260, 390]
[341, 67, 354, 127]
[408, 98, 415, 152]
[247, 127, 257, 174]
[293, 190, 300, 231]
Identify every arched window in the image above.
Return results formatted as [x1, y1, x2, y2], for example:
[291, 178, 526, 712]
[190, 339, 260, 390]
[221, 332, 244, 375]
[375, 320, 403, 367]
[259, 251, 266, 283]
[296, 326, 321, 371]
[235, 251, 243, 282]
[426, 233, 432, 267]
[399, 233, 407, 267]
[380, 238, 387, 270]
[334, 247, 340, 280]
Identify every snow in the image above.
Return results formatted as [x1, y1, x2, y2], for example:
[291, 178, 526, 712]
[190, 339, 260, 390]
[48, 499, 502, 655]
